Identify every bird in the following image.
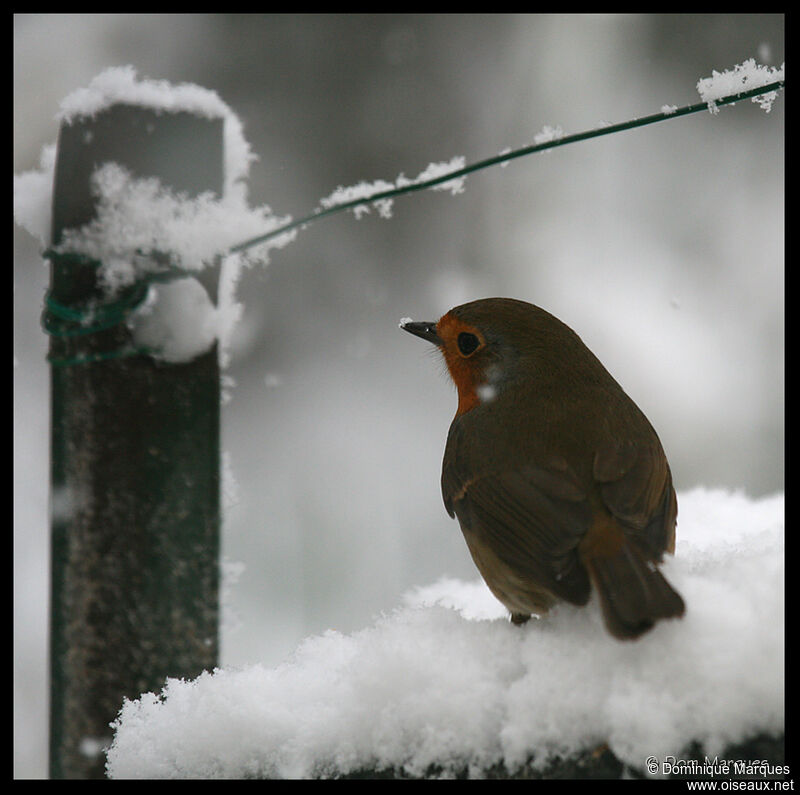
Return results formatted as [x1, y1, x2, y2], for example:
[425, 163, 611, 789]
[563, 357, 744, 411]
[401, 297, 684, 640]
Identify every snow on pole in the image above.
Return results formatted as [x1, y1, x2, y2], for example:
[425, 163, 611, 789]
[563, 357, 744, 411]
[47, 83, 224, 778]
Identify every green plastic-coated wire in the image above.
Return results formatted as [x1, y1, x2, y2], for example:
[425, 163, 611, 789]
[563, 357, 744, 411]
[43, 282, 150, 338]
[42, 251, 164, 365]
[42, 78, 784, 366]
[229, 79, 785, 255]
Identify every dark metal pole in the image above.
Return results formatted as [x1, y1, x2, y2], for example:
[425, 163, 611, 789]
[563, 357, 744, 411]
[48, 104, 223, 779]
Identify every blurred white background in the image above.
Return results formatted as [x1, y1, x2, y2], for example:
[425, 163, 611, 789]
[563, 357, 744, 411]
[14, 14, 784, 777]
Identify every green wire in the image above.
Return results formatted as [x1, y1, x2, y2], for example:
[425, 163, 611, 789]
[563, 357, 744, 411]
[42, 252, 159, 366]
[229, 79, 785, 255]
[42, 78, 783, 366]
[43, 282, 150, 338]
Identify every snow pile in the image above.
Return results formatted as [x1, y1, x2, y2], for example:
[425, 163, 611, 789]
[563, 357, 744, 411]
[13, 66, 295, 365]
[57, 64, 255, 195]
[45, 160, 289, 364]
[106, 488, 784, 779]
[56, 162, 295, 288]
[697, 58, 785, 113]
[13, 65, 267, 248]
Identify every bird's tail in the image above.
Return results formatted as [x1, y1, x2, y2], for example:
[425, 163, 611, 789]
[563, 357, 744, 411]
[582, 540, 685, 640]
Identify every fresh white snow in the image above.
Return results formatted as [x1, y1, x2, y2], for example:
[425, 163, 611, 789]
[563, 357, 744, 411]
[106, 487, 784, 779]
[13, 67, 293, 366]
[697, 58, 785, 113]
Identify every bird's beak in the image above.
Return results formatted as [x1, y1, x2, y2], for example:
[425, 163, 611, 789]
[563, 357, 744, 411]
[400, 319, 442, 346]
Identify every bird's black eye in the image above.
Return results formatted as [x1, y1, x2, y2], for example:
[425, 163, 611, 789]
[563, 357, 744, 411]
[457, 332, 481, 356]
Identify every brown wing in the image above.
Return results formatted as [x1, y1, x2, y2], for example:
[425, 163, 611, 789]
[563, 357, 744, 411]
[444, 459, 593, 605]
[442, 434, 677, 609]
[593, 439, 677, 558]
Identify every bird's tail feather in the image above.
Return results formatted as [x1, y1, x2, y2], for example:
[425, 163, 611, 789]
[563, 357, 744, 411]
[583, 542, 684, 640]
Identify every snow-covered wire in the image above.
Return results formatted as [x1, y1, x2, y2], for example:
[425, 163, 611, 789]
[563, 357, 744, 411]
[229, 78, 785, 256]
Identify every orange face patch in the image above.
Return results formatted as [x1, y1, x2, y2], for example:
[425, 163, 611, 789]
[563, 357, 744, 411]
[436, 312, 487, 416]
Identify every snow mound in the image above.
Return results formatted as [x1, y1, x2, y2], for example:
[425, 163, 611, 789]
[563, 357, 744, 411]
[106, 487, 784, 779]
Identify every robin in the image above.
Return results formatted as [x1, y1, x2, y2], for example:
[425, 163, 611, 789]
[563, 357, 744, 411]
[401, 297, 684, 639]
